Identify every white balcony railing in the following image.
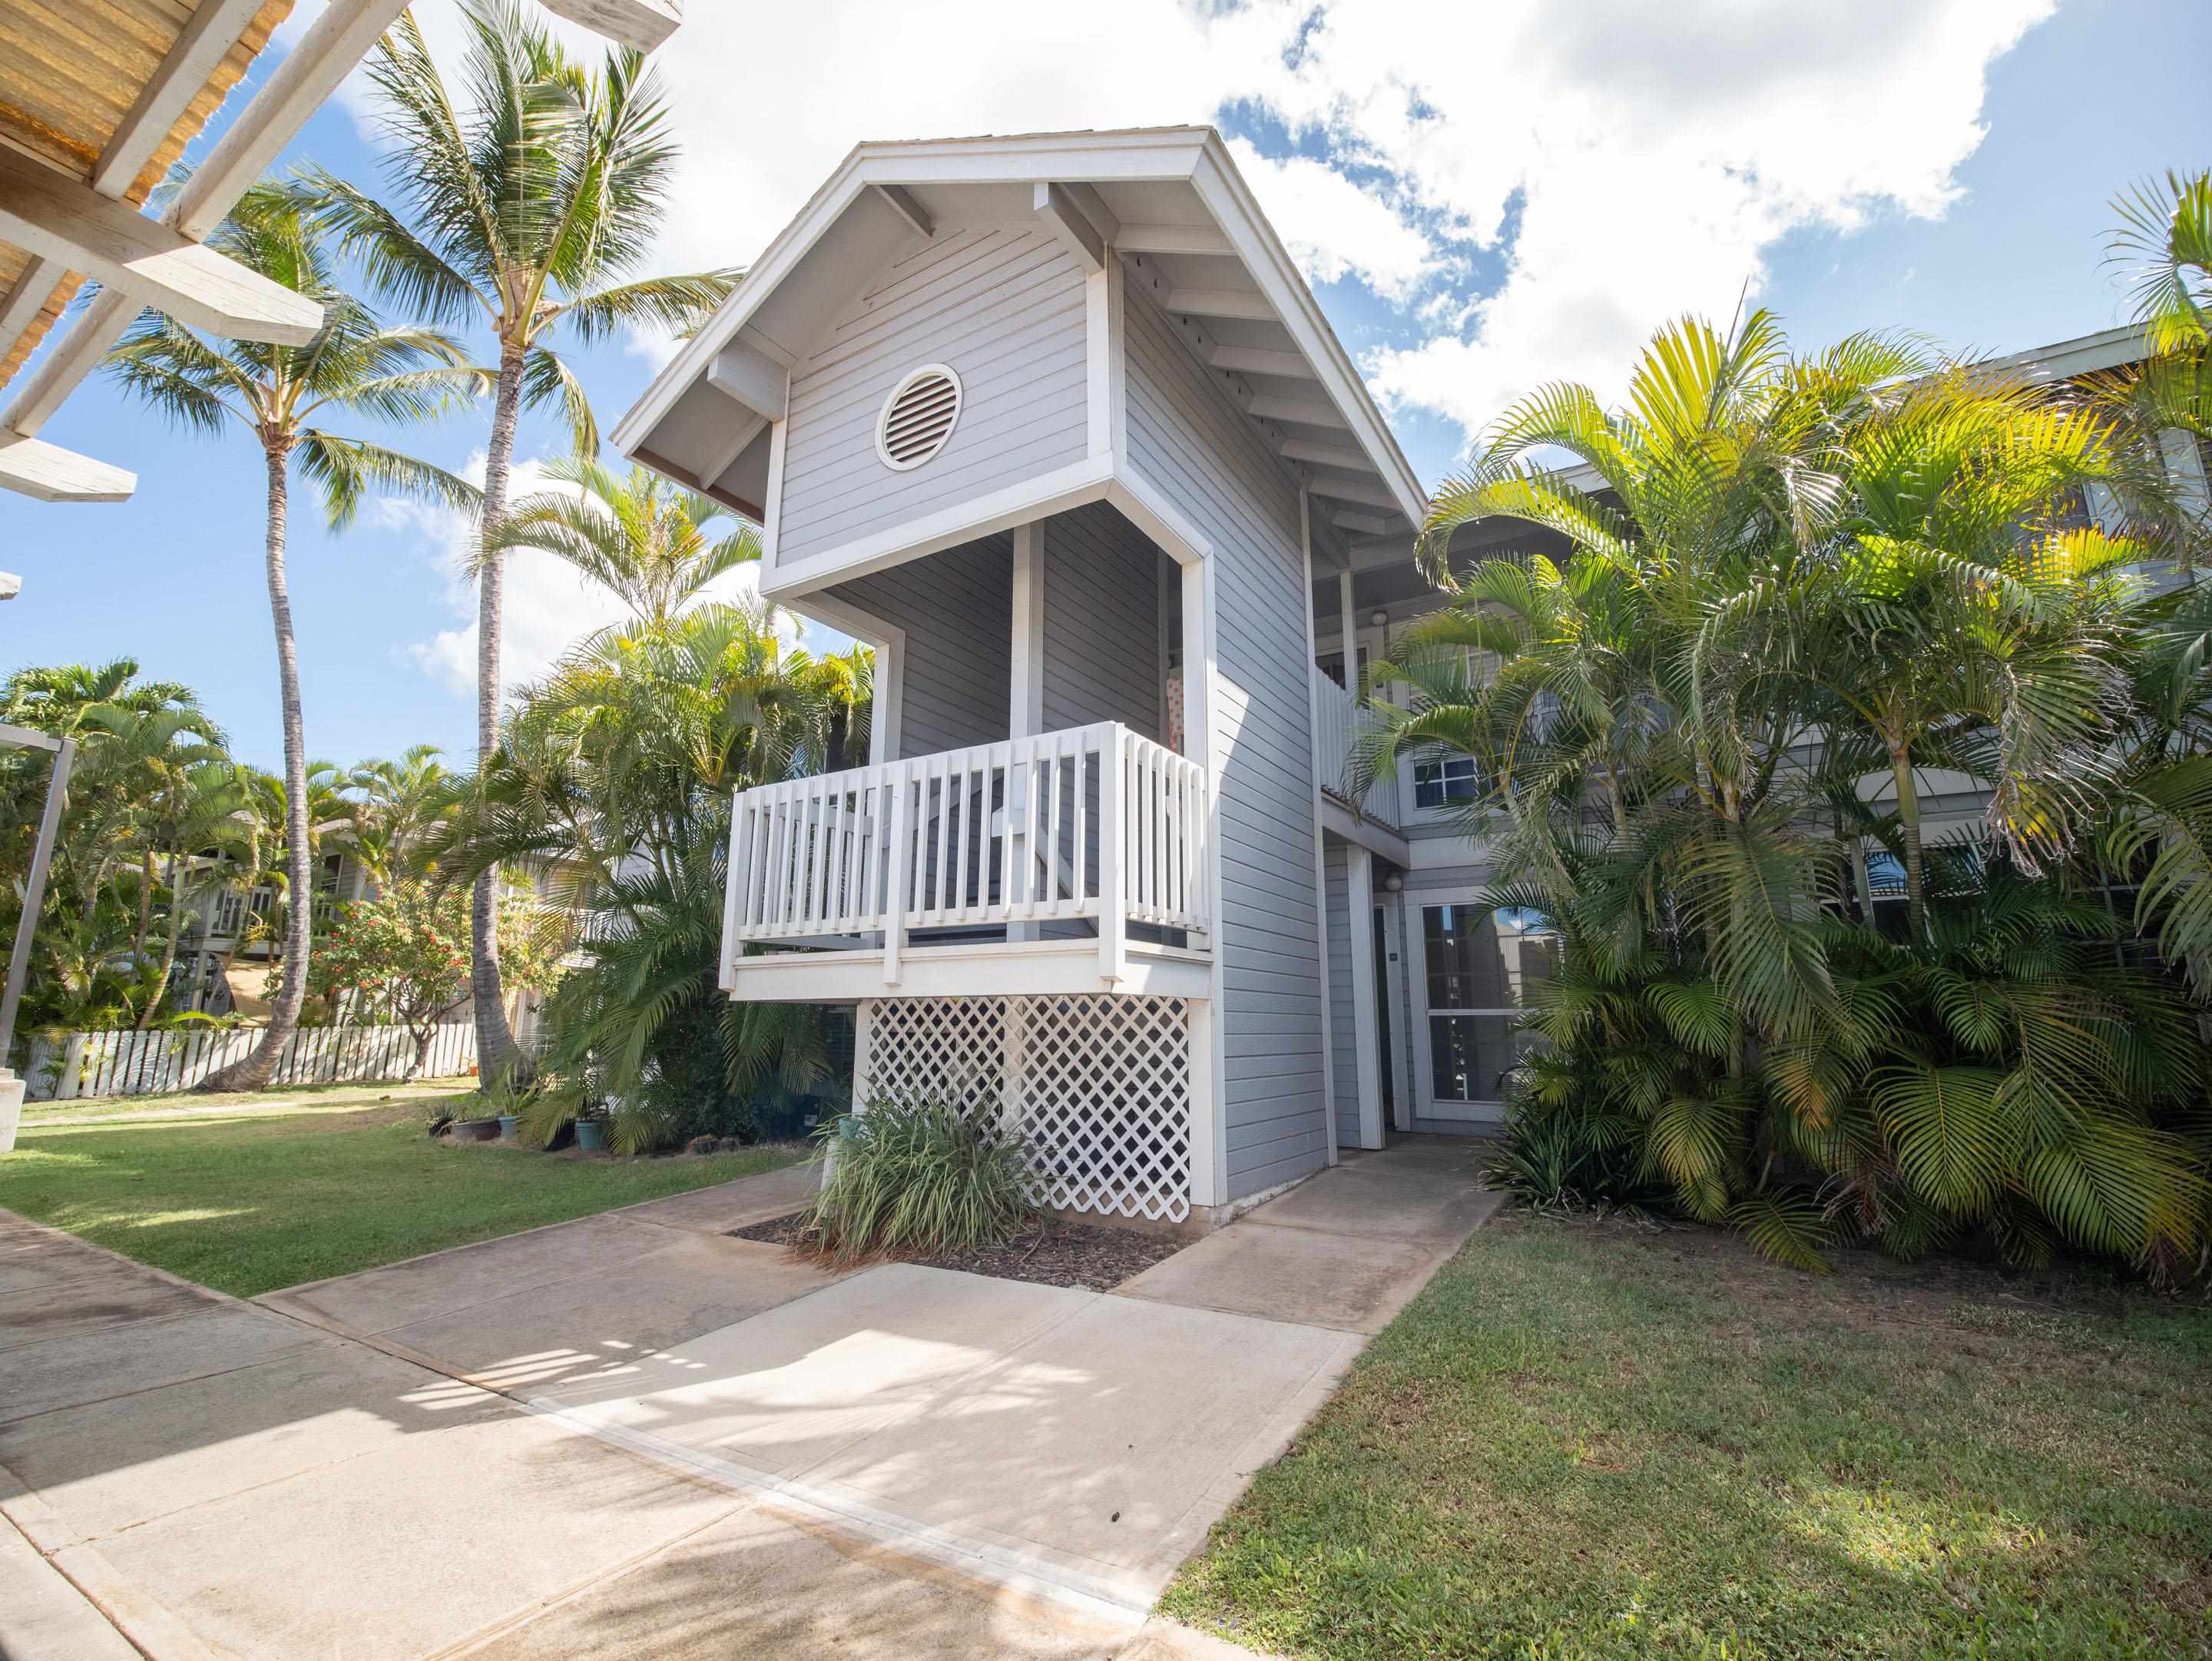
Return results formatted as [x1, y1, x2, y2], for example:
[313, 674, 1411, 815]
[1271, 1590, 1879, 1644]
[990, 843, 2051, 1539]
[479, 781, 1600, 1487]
[728, 721, 1208, 986]
[1313, 668, 1399, 826]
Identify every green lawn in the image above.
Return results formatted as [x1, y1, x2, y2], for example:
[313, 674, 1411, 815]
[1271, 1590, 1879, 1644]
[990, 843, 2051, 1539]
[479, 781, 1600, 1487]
[19, 1076, 472, 1122]
[1161, 1214, 2212, 1661]
[1, 1091, 801, 1298]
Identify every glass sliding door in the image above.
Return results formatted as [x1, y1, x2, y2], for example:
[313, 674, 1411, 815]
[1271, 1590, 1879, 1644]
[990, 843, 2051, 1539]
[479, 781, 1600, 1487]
[1417, 899, 1551, 1119]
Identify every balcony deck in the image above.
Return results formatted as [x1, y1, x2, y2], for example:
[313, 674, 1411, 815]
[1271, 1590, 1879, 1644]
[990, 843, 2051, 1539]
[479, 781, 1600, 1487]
[724, 721, 1210, 1002]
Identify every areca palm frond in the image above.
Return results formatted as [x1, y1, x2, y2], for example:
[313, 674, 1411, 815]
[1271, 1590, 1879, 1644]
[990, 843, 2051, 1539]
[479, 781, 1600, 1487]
[2108, 168, 2212, 353]
[488, 458, 761, 630]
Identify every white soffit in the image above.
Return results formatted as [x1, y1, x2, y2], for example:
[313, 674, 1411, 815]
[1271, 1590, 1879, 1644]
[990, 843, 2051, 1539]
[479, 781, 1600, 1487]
[613, 127, 1429, 532]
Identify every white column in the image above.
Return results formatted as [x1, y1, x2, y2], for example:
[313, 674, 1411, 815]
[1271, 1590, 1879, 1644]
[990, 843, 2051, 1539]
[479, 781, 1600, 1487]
[1345, 849, 1385, 1149]
[850, 1000, 873, 1112]
[1302, 492, 1339, 1166]
[1179, 552, 1227, 1207]
[1009, 522, 1045, 942]
[1186, 995, 1217, 1215]
[1338, 568, 1356, 685]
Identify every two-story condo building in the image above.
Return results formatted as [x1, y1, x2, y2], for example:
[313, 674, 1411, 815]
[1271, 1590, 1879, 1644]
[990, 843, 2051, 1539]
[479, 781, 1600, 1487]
[614, 127, 2210, 1234]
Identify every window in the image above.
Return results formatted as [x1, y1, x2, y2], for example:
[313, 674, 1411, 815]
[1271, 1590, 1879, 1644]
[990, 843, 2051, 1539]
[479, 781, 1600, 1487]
[1412, 756, 1479, 809]
[1422, 903, 1551, 1102]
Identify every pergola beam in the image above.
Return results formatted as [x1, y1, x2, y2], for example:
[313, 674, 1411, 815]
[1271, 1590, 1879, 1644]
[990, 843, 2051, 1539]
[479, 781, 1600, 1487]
[531, 0, 683, 53]
[93, 0, 266, 197]
[0, 435, 134, 502]
[1, 0, 413, 500]
[0, 146, 323, 345]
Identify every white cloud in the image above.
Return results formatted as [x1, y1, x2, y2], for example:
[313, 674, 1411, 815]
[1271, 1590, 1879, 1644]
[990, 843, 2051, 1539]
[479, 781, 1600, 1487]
[1225, 138, 1440, 303]
[1260, 0, 2057, 437]
[339, 0, 2051, 459]
[388, 454, 795, 713]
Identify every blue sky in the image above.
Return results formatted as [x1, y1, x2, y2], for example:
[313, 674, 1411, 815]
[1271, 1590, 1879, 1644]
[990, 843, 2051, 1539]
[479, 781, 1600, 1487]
[2, 0, 2206, 774]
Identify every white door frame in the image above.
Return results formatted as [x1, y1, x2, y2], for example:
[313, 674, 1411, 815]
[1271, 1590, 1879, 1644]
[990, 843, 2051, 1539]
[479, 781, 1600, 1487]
[1407, 883, 1524, 1124]
[1378, 890, 1413, 1132]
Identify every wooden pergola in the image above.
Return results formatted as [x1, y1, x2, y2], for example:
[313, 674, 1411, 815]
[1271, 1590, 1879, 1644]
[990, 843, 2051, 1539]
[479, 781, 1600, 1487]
[0, 0, 680, 507]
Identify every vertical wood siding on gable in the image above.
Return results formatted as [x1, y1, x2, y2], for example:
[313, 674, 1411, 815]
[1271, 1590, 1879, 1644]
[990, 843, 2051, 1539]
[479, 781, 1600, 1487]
[825, 534, 1012, 759]
[776, 229, 1092, 569]
[1323, 843, 1360, 1148]
[1122, 281, 1326, 1201]
[1041, 502, 1161, 740]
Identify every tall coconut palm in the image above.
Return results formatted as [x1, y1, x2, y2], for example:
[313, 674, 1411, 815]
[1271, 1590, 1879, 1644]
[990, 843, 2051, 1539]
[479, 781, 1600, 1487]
[308, 2, 738, 1078]
[490, 459, 762, 637]
[105, 181, 483, 1089]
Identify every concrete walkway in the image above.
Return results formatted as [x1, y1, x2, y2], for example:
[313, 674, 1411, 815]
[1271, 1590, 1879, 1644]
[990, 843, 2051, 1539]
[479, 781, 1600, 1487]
[0, 1140, 1498, 1660]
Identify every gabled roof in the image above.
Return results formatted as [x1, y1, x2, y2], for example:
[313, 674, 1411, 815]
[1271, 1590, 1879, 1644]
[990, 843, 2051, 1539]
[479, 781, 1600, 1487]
[614, 126, 1429, 538]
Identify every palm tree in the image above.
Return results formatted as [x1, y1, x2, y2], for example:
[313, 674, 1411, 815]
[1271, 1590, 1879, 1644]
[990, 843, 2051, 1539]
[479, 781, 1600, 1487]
[2109, 168, 2212, 353]
[105, 181, 483, 1089]
[419, 602, 839, 1149]
[490, 459, 762, 636]
[309, 2, 738, 1078]
[345, 744, 456, 888]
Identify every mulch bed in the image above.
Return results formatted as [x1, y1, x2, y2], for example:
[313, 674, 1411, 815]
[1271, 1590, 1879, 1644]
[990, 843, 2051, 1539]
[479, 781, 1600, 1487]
[727, 1211, 1187, 1291]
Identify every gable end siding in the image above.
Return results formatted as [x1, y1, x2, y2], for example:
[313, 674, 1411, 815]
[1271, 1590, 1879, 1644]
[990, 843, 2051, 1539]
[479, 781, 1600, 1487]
[1122, 280, 1326, 1201]
[776, 228, 1091, 569]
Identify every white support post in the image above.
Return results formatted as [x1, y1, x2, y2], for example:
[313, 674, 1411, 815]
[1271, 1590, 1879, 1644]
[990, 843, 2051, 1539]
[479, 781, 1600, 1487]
[1338, 567, 1356, 685]
[1010, 523, 1045, 943]
[1178, 550, 1227, 1207]
[1346, 850, 1385, 1150]
[1000, 994, 1026, 1138]
[850, 1000, 873, 1109]
[882, 774, 911, 986]
[1186, 996, 1217, 1216]
[1099, 728, 1128, 986]
[1302, 492, 1339, 1166]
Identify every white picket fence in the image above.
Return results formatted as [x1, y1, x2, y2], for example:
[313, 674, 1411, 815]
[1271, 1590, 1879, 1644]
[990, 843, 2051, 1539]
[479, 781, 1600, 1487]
[24, 1022, 478, 1101]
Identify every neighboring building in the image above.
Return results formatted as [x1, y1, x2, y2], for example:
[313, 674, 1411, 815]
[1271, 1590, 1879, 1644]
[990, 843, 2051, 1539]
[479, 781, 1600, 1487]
[617, 129, 2212, 1230]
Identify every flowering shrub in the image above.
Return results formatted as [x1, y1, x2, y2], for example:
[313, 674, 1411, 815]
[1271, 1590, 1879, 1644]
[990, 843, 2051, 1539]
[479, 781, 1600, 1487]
[308, 884, 563, 1075]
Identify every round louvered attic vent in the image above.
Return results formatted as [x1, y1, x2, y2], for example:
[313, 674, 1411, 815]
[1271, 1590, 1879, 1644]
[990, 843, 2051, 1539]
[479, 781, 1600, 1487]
[876, 363, 962, 471]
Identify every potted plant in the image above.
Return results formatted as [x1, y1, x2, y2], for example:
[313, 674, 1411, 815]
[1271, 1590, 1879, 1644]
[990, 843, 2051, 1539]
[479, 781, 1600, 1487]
[450, 1059, 522, 1144]
[573, 1101, 608, 1153]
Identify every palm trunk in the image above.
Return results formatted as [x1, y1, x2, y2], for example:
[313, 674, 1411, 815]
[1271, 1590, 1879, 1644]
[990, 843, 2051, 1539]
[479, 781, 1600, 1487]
[469, 345, 527, 1082]
[135, 848, 188, 1031]
[202, 443, 312, 1091]
[133, 847, 154, 956]
[1888, 743, 1927, 939]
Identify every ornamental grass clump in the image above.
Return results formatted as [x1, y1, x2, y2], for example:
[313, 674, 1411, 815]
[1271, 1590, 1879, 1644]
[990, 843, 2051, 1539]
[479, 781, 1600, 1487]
[799, 1099, 1038, 1265]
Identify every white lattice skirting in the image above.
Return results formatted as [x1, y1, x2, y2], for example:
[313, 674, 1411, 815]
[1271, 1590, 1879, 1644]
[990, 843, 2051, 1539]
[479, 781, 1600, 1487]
[860, 995, 1193, 1223]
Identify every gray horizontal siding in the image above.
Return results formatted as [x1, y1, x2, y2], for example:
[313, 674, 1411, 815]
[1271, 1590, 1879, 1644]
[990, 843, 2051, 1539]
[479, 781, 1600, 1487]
[1123, 280, 1325, 1203]
[777, 229, 1090, 569]
[1041, 502, 1162, 739]
[825, 535, 1011, 758]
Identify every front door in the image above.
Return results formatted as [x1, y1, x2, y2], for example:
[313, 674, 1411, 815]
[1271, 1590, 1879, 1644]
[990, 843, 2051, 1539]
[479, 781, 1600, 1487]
[1412, 893, 1552, 1124]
